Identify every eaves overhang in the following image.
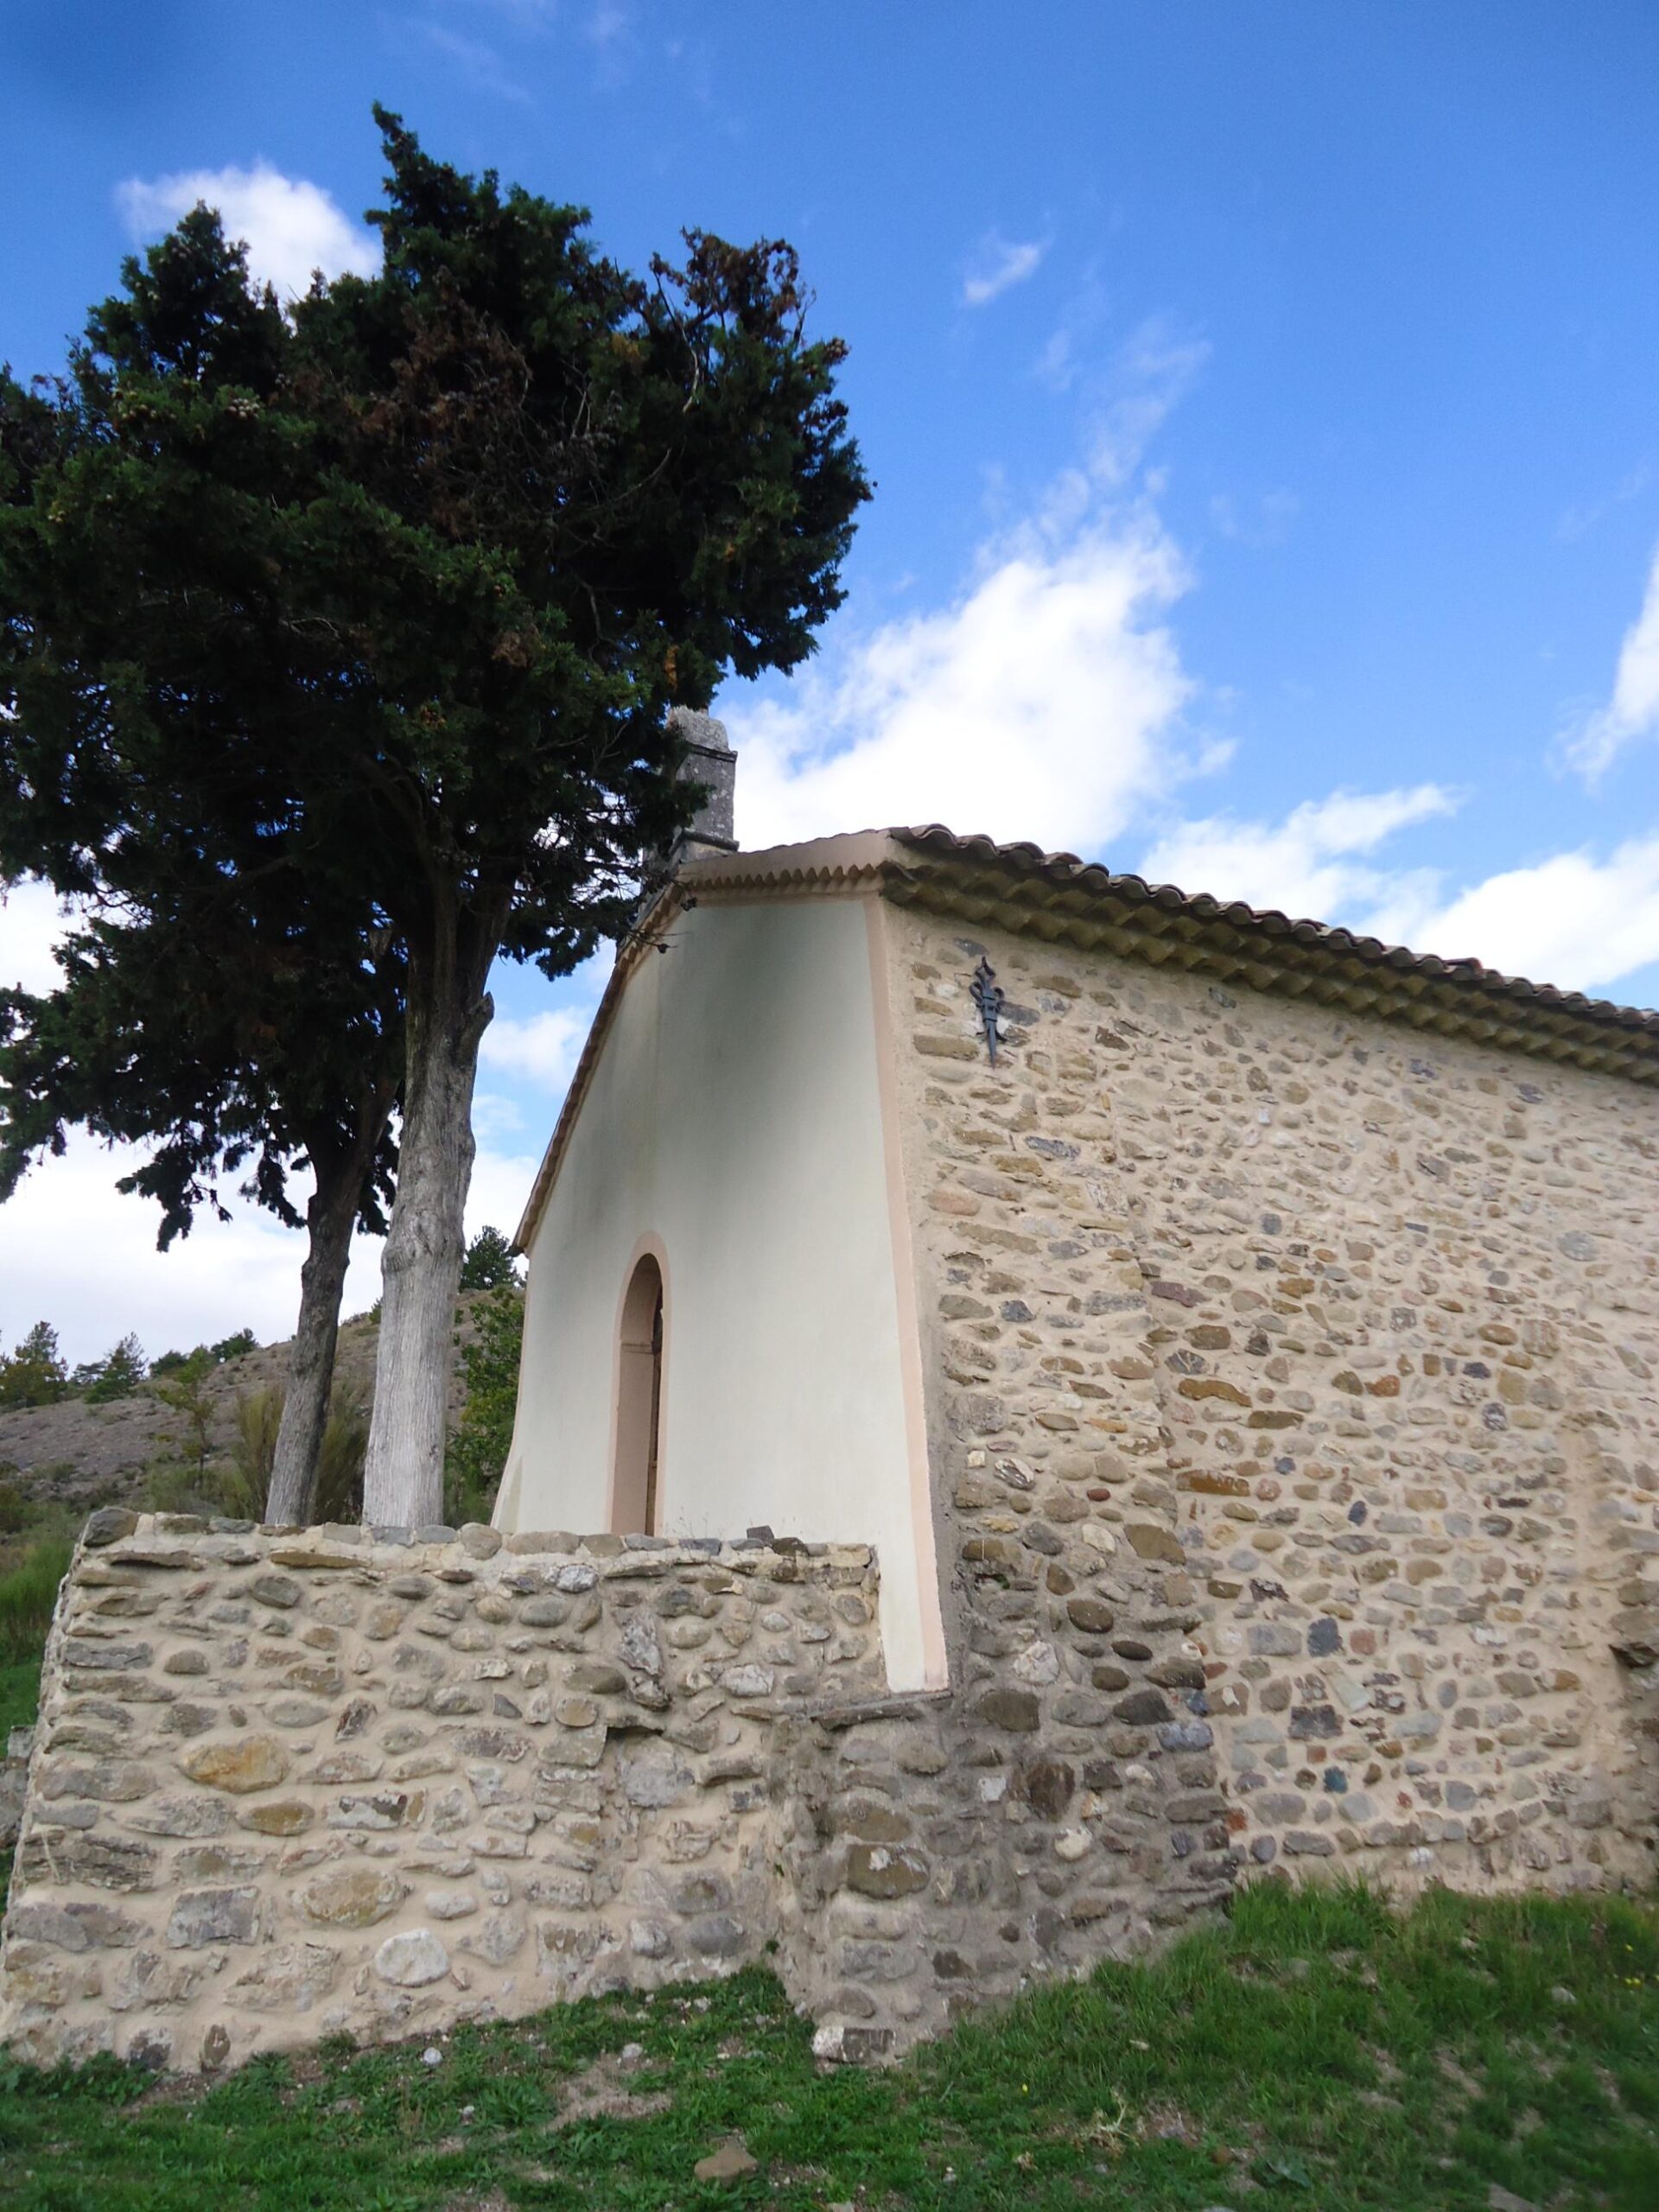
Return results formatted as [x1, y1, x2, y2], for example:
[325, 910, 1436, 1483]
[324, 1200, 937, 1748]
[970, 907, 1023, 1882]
[514, 825, 1659, 1251]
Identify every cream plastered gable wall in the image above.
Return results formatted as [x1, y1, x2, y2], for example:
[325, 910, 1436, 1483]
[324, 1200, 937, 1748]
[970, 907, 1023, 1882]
[501, 894, 944, 1689]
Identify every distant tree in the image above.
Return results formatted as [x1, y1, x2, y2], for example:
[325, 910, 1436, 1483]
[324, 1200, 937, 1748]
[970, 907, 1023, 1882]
[75, 1333, 147, 1403]
[445, 1282, 524, 1527]
[1, 110, 867, 1529]
[152, 1350, 217, 1485]
[210, 1329, 258, 1363]
[0, 1320, 69, 1408]
[459, 1225, 521, 1293]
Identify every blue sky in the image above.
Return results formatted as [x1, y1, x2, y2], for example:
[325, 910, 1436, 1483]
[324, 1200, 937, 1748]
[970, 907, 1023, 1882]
[3, 2, 1658, 1360]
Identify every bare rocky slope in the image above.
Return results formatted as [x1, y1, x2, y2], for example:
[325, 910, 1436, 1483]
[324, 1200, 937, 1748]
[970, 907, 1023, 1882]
[0, 1301, 484, 1514]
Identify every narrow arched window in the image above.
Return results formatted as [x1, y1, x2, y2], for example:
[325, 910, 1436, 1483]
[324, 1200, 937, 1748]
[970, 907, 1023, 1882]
[612, 1252, 664, 1534]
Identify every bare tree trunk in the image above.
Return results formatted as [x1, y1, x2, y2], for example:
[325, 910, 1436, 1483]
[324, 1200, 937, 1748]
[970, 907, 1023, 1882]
[361, 927, 495, 1527]
[264, 1164, 365, 1528]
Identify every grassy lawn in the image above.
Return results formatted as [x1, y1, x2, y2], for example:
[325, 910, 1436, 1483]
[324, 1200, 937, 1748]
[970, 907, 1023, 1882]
[0, 1880, 1655, 2210]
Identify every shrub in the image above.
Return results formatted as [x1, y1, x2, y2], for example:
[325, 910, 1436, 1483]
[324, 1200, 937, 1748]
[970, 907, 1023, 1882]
[151, 1351, 217, 1480]
[214, 1382, 367, 1524]
[445, 1283, 524, 1527]
[143, 1459, 220, 1516]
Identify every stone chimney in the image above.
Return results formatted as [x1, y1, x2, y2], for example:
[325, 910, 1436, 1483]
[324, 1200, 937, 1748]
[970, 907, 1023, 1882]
[665, 706, 738, 864]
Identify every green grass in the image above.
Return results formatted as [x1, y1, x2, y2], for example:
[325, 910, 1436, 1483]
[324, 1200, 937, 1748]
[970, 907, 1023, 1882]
[1, 1881, 1656, 2209]
[0, 1535, 72, 1669]
[0, 1655, 41, 1738]
[0, 1532, 69, 1738]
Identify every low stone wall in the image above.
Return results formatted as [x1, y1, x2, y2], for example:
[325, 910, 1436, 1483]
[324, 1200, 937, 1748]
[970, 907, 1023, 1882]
[0, 1511, 885, 2069]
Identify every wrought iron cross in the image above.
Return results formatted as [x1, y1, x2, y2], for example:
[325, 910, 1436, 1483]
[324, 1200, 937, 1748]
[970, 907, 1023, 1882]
[969, 956, 1006, 1065]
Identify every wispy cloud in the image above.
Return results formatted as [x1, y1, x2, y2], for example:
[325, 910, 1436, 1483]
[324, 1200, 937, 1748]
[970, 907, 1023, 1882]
[1083, 318, 1209, 489]
[587, 1, 631, 48]
[1556, 461, 1650, 543]
[1210, 487, 1300, 550]
[116, 163, 378, 300]
[1561, 538, 1659, 785]
[963, 232, 1048, 308]
[421, 21, 533, 99]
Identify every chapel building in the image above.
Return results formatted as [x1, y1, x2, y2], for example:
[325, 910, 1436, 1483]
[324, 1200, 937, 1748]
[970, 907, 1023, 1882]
[499, 717, 1659, 1908]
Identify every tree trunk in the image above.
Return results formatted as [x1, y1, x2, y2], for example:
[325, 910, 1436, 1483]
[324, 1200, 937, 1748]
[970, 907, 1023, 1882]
[361, 930, 494, 1527]
[264, 1157, 366, 1528]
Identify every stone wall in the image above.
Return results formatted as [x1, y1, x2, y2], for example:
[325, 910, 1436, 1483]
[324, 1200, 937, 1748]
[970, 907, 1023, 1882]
[877, 896, 1658, 2001]
[0, 1513, 887, 2069]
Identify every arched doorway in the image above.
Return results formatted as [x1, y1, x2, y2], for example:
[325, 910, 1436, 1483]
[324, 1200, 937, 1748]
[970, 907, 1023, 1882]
[611, 1251, 664, 1534]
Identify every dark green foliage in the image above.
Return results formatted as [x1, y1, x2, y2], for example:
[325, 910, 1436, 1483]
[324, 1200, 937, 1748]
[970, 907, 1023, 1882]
[210, 1328, 257, 1363]
[0, 207, 404, 1254]
[0, 1885, 1655, 2208]
[445, 1283, 524, 1525]
[73, 1333, 146, 1402]
[459, 1224, 521, 1292]
[0, 1320, 68, 1408]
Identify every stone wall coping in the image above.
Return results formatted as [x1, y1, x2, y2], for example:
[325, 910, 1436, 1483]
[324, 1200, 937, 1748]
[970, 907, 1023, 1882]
[78, 1511, 873, 1584]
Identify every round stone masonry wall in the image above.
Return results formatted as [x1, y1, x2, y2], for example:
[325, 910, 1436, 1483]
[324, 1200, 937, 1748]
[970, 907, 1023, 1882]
[0, 1512, 885, 2071]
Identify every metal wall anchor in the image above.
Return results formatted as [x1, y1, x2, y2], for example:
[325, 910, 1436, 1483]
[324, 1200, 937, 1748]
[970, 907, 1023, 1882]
[969, 957, 1007, 1065]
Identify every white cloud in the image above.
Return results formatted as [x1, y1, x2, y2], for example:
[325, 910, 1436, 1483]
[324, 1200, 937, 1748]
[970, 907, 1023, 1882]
[1142, 788, 1659, 1001]
[117, 162, 378, 301]
[1562, 538, 1659, 783]
[728, 321, 1222, 856]
[963, 234, 1047, 308]
[1406, 836, 1659, 999]
[479, 1005, 593, 1090]
[0, 1130, 542, 1367]
[1141, 785, 1459, 927]
[734, 505, 1204, 855]
[466, 1144, 542, 1249]
[0, 880, 75, 995]
[0, 1134, 367, 1365]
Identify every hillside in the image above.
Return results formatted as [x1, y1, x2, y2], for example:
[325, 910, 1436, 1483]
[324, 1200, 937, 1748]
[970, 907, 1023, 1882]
[0, 1300, 484, 1516]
